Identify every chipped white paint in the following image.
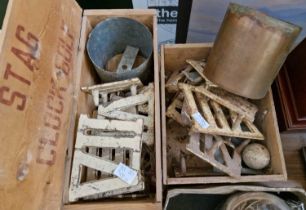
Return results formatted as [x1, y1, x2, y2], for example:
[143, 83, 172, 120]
[81, 78, 143, 106]
[69, 115, 144, 201]
[178, 83, 264, 140]
[96, 83, 155, 145]
[83, 79, 155, 145]
[16, 151, 33, 181]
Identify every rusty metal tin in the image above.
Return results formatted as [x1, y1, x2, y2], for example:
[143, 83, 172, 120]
[204, 3, 301, 99]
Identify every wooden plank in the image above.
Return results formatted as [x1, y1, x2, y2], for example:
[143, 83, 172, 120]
[166, 175, 286, 185]
[84, 9, 156, 30]
[63, 201, 162, 210]
[0, 0, 82, 209]
[160, 45, 168, 186]
[281, 133, 306, 189]
[70, 176, 144, 202]
[81, 78, 143, 96]
[253, 90, 287, 177]
[196, 93, 216, 127]
[152, 12, 162, 203]
[210, 101, 230, 130]
[98, 93, 150, 114]
[163, 43, 212, 74]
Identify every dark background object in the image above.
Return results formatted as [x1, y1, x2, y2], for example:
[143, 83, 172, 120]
[175, 0, 193, 43]
[0, 0, 133, 29]
[165, 192, 299, 210]
[76, 0, 132, 9]
[302, 147, 306, 168]
[273, 38, 306, 131]
[167, 194, 228, 210]
[185, 0, 306, 47]
[0, 0, 9, 28]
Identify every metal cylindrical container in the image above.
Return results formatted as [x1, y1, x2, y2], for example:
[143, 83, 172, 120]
[87, 17, 153, 83]
[204, 3, 301, 99]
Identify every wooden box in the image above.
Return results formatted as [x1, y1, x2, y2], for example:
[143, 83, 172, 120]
[0, 0, 161, 209]
[161, 43, 287, 185]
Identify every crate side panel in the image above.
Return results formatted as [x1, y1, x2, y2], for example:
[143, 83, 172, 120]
[0, 0, 82, 210]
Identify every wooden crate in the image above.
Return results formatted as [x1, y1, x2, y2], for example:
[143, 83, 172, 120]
[0, 0, 161, 209]
[161, 43, 287, 185]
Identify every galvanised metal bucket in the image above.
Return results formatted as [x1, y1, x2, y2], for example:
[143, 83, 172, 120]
[87, 17, 153, 83]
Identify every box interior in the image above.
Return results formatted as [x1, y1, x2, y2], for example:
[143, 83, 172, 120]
[162, 44, 286, 184]
[63, 12, 158, 204]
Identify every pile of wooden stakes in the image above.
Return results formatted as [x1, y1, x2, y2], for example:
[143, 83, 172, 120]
[69, 78, 155, 201]
[165, 59, 267, 178]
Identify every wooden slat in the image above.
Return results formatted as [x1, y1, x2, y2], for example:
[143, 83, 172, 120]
[281, 133, 306, 189]
[63, 201, 162, 210]
[254, 91, 287, 177]
[160, 45, 168, 186]
[0, 0, 82, 210]
[166, 175, 286, 185]
[210, 100, 230, 130]
[152, 12, 162, 203]
[196, 93, 216, 127]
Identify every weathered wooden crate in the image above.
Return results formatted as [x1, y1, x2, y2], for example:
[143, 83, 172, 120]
[161, 43, 287, 185]
[0, 0, 161, 209]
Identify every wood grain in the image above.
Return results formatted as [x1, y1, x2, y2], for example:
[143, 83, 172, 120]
[62, 9, 162, 205]
[63, 201, 162, 210]
[281, 132, 306, 189]
[0, 0, 82, 210]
